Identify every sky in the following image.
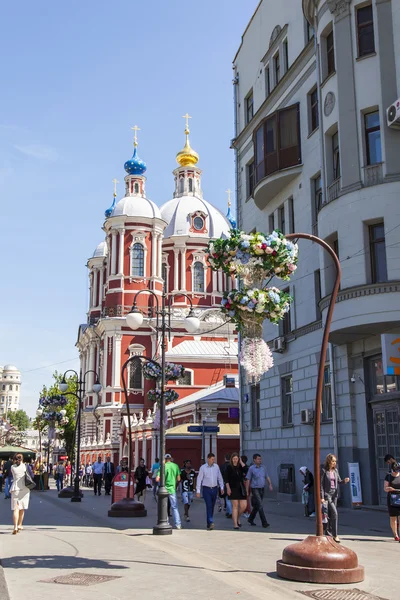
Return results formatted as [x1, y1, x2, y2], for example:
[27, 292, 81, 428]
[0, 0, 259, 418]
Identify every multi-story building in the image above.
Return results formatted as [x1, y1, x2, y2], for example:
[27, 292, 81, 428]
[0, 365, 21, 417]
[233, 0, 400, 506]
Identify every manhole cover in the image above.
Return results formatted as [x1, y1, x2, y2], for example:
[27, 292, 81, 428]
[299, 590, 388, 600]
[40, 573, 122, 586]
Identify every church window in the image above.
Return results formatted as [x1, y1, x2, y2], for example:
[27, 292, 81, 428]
[193, 262, 205, 293]
[193, 216, 204, 231]
[162, 263, 168, 292]
[179, 178, 184, 193]
[131, 243, 144, 277]
[134, 182, 139, 193]
[129, 360, 143, 390]
[188, 178, 193, 192]
[176, 370, 193, 386]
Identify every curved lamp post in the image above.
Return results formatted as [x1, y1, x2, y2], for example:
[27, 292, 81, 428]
[111, 285, 199, 533]
[276, 233, 364, 584]
[58, 369, 102, 502]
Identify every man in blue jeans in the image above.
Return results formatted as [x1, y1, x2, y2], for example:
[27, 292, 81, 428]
[196, 452, 224, 530]
[245, 453, 273, 528]
[164, 454, 182, 529]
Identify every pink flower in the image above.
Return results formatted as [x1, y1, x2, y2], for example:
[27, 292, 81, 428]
[265, 247, 274, 255]
[288, 264, 297, 272]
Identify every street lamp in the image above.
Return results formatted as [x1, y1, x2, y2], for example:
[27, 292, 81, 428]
[58, 369, 102, 502]
[124, 286, 199, 535]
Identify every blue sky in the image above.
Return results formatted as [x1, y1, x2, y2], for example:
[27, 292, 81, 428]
[0, 0, 259, 417]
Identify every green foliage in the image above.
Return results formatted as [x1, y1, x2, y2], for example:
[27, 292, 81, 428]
[8, 409, 31, 432]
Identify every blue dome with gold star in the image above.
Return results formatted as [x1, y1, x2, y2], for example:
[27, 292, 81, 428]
[124, 146, 147, 175]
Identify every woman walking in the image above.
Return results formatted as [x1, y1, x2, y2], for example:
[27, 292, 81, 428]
[320, 454, 349, 543]
[134, 458, 148, 503]
[384, 462, 400, 540]
[10, 453, 33, 534]
[299, 466, 315, 517]
[224, 452, 248, 530]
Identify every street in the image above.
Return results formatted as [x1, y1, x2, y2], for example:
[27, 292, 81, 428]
[0, 485, 397, 600]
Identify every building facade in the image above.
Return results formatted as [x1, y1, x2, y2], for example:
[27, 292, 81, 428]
[233, 0, 400, 506]
[0, 365, 21, 417]
[77, 123, 238, 468]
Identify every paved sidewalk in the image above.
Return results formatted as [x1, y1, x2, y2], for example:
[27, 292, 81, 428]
[0, 486, 397, 600]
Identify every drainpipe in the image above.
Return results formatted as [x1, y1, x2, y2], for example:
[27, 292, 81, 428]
[329, 342, 339, 460]
[313, 4, 328, 211]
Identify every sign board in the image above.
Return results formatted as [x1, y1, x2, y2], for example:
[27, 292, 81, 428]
[225, 377, 236, 388]
[203, 426, 220, 433]
[187, 425, 220, 433]
[111, 472, 135, 504]
[348, 462, 362, 507]
[228, 407, 239, 419]
[187, 426, 203, 433]
[382, 334, 400, 375]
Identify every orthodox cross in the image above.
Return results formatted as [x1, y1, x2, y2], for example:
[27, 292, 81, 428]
[182, 113, 192, 131]
[226, 188, 232, 207]
[112, 178, 119, 197]
[131, 125, 140, 146]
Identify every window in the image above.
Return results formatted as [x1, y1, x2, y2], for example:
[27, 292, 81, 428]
[265, 65, 271, 97]
[327, 30, 335, 76]
[278, 205, 285, 234]
[365, 111, 382, 165]
[193, 216, 204, 231]
[254, 103, 301, 184]
[129, 361, 142, 390]
[279, 287, 291, 336]
[15, 385, 18, 391]
[188, 178, 193, 192]
[245, 90, 254, 125]
[369, 223, 387, 283]
[314, 175, 323, 213]
[1, 385, 4, 390]
[162, 263, 168, 292]
[134, 182, 139, 194]
[9, 385, 12, 391]
[251, 383, 260, 429]
[274, 52, 281, 85]
[310, 87, 319, 132]
[288, 197, 295, 234]
[177, 371, 192, 386]
[306, 19, 314, 43]
[268, 213, 275, 232]
[322, 366, 333, 421]
[247, 161, 255, 198]
[179, 178, 184, 193]
[281, 375, 293, 426]
[332, 132, 340, 180]
[314, 269, 322, 320]
[131, 243, 144, 277]
[369, 355, 400, 395]
[193, 262, 205, 293]
[357, 4, 375, 57]
[283, 39, 289, 72]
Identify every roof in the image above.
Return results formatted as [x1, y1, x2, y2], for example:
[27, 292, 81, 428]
[166, 423, 239, 437]
[166, 380, 239, 410]
[166, 340, 238, 359]
[112, 195, 162, 220]
[160, 195, 230, 239]
[0, 445, 37, 458]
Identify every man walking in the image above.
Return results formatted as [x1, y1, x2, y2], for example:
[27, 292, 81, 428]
[220, 453, 233, 518]
[196, 453, 224, 530]
[104, 456, 115, 495]
[181, 459, 196, 522]
[164, 453, 182, 529]
[246, 453, 273, 528]
[151, 456, 160, 501]
[55, 460, 66, 492]
[92, 456, 104, 496]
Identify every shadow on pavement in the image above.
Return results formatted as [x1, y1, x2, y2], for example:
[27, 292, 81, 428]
[1, 555, 128, 570]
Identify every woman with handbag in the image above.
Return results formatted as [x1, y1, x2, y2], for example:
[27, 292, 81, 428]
[134, 458, 149, 504]
[224, 452, 248, 530]
[384, 463, 400, 541]
[320, 454, 349, 543]
[10, 453, 34, 534]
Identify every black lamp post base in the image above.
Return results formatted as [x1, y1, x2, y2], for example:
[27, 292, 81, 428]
[153, 523, 173, 536]
[58, 486, 83, 499]
[108, 497, 147, 518]
[71, 496, 82, 503]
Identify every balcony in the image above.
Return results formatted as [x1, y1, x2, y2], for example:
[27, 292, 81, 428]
[320, 281, 400, 344]
[253, 164, 303, 210]
[363, 163, 383, 188]
[327, 178, 341, 203]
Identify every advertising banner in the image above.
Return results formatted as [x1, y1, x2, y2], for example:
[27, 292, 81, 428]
[348, 462, 362, 507]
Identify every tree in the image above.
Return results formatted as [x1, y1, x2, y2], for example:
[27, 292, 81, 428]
[8, 409, 31, 432]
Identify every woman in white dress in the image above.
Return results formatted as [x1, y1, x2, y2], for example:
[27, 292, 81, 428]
[10, 454, 32, 534]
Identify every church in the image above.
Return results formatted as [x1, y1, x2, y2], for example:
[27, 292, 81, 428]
[76, 118, 239, 469]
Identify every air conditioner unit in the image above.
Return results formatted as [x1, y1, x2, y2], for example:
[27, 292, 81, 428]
[387, 99, 400, 129]
[301, 409, 315, 425]
[272, 337, 286, 353]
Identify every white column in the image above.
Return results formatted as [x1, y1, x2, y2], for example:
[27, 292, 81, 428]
[102, 337, 108, 389]
[88, 343, 95, 392]
[111, 231, 117, 275]
[151, 435, 156, 465]
[212, 270, 217, 292]
[113, 333, 122, 388]
[99, 268, 104, 305]
[218, 269, 223, 292]
[151, 229, 157, 278]
[93, 268, 98, 307]
[142, 435, 147, 464]
[180, 249, 186, 290]
[134, 433, 139, 467]
[173, 249, 179, 290]
[118, 229, 125, 275]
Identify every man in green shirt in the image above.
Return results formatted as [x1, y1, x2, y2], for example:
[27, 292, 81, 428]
[164, 454, 182, 529]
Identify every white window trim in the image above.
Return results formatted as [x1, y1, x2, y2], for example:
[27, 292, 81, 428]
[173, 368, 194, 387]
[190, 253, 206, 294]
[129, 233, 147, 279]
[128, 344, 145, 391]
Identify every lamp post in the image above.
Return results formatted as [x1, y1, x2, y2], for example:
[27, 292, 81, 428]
[59, 369, 102, 503]
[124, 285, 200, 535]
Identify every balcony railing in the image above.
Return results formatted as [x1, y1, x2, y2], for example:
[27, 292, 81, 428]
[327, 178, 341, 203]
[364, 163, 383, 188]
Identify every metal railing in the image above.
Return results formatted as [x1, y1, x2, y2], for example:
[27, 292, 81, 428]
[327, 178, 341, 203]
[364, 163, 383, 188]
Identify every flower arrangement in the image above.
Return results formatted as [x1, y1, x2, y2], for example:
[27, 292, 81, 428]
[207, 229, 298, 285]
[39, 395, 68, 408]
[221, 287, 291, 329]
[42, 410, 69, 425]
[143, 361, 185, 382]
[147, 388, 179, 406]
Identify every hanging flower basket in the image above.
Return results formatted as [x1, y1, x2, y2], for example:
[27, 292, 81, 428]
[142, 361, 185, 382]
[221, 287, 291, 329]
[39, 395, 68, 409]
[147, 388, 179, 406]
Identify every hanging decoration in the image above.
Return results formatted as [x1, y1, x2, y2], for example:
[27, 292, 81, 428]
[38, 395, 69, 426]
[147, 388, 179, 406]
[207, 229, 299, 383]
[142, 361, 185, 382]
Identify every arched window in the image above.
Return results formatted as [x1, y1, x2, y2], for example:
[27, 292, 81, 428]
[131, 243, 144, 277]
[188, 178, 193, 192]
[179, 178, 184, 193]
[162, 263, 168, 292]
[129, 360, 142, 389]
[193, 262, 205, 293]
[134, 182, 139, 194]
[9, 385, 12, 391]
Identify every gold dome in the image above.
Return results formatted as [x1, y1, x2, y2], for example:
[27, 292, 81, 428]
[176, 114, 199, 166]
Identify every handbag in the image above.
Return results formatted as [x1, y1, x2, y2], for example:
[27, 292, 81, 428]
[239, 481, 247, 497]
[25, 466, 36, 491]
[389, 492, 400, 507]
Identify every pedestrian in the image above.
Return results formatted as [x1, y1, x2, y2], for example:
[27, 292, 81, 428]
[241, 455, 251, 518]
[299, 466, 315, 517]
[384, 462, 400, 541]
[85, 462, 92, 487]
[151, 456, 160, 501]
[245, 453, 273, 528]
[220, 454, 233, 518]
[164, 453, 182, 529]
[10, 453, 33, 534]
[92, 455, 104, 495]
[0, 460, 3, 493]
[224, 452, 248, 530]
[134, 458, 148, 503]
[180, 459, 196, 522]
[385, 454, 399, 471]
[55, 460, 66, 492]
[104, 456, 115, 495]
[3, 455, 14, 499]
[320, 453, 350, 543]
[65, 461, 72, 484]
[196, 452, 224, 531]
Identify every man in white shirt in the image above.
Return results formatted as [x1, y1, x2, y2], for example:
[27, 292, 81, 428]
[196, 453, 224, 530]
[92, 456, 104, 496]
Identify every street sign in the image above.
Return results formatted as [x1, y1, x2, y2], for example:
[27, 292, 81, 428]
[187, 425, 220, 433]
[187, 426, 203, 432]
[228, 407, 239, 419]
[203, 426, 220, 433]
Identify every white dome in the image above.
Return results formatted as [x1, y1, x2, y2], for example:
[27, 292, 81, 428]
[92, 241, 108, 258]
[161, 196, 230, 239]
[3, 365, 18, 371]
[112, 196, 162, 220]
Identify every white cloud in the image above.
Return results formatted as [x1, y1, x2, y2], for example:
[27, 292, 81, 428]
[14, 144, 59, 161]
